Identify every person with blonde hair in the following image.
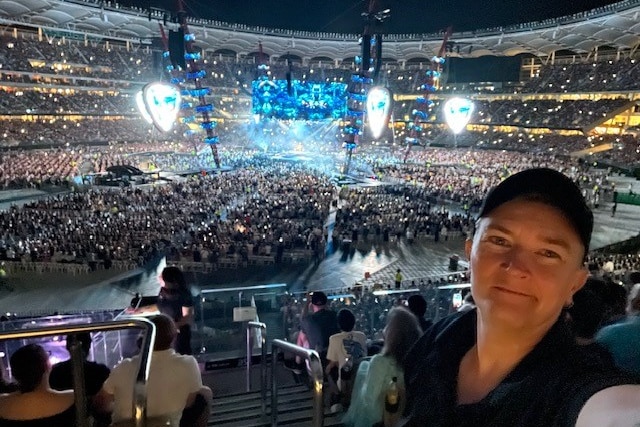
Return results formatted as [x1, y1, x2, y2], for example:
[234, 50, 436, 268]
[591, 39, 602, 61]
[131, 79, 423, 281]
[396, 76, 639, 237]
[343, 306, 422, 427]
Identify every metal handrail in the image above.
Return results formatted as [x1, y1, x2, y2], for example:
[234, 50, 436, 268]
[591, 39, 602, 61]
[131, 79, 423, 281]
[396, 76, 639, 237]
[246, 321, 267, 414]
[0, 319, 156, 427]
[270, 339, 323, 427]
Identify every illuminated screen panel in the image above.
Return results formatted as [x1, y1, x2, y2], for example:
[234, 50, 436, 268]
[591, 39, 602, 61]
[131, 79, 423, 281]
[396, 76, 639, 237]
[252, 80, 347, 120]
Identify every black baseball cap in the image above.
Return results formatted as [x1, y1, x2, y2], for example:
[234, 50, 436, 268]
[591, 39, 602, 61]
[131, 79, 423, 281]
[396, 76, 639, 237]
[478, 168, 593, 256]
[310, 291, 328, 306]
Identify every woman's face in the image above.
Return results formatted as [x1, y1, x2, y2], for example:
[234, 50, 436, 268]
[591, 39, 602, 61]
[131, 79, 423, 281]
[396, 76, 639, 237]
[466, 199, 588, 334]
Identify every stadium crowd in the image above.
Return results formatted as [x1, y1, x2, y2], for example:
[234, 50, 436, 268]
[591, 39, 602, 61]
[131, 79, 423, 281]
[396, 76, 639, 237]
[0, 145, 624, 278]
[523, 57, 640, 93]
[0, 162, 334, 272]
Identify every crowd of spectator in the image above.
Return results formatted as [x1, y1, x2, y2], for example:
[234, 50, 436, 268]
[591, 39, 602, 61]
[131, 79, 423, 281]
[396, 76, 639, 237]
[333, 186, 472, 247]
[0, 161, 334, 272]
[0, 87, 136, 115]
[522, 58, 640, 93]
[4, 27, 640, 97]
[0, 143, 623, 279]
[377, 148, 614, 206]
[394, 98, 631, 130]
[279, 250, 640, 351]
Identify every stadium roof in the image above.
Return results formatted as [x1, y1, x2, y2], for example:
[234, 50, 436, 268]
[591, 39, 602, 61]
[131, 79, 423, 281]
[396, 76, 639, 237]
[2, 0, 640, 61]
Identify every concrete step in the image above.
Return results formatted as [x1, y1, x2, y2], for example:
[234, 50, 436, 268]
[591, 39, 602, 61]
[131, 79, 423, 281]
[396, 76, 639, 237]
[210, 383, 344, 426]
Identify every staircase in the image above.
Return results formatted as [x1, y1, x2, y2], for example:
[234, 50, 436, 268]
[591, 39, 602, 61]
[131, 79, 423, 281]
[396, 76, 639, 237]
[210, 383, 344, 426]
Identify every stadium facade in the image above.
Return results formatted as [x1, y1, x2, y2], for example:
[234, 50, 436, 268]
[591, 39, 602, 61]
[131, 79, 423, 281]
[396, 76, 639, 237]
[4, 0, 640, 63]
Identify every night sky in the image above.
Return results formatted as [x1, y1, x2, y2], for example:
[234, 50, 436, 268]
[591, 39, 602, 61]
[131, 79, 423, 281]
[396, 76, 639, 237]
[121, 0, 619, 33]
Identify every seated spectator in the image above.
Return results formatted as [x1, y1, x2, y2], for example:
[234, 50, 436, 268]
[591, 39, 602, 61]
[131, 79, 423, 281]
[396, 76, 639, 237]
[596, 283, 640, 377]
[566, 284, 614, 364]
[343, 306, 422, 427]
[407, 295, 433, 331]
[49, 333, 111, 426]
[457, 291, 476, 313]
[326, 308, 368, 410]
[96, 314, 212, 427]
[0, 344, 75, 425]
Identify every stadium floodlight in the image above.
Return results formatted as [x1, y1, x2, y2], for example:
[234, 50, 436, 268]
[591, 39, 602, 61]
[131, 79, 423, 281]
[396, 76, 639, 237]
[140, 82, 182, 133]
[444, 97, 474, 134]
[366, 86, 392, 140]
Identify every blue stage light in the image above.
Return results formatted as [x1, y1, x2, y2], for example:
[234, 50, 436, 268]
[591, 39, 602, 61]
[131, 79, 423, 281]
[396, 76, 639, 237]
[200, 121, 217, 130]
[195, 104, 214, 113]
[184, 52, 201, 61]
[186, 70, 206, 80]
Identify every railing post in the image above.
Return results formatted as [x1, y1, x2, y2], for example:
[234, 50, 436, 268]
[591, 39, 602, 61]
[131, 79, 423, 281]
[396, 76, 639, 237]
[260, 325, 267, 415]
[271, 344, 279, 427]
[270, 339, 323, 427]
[68, 334, 89, 427]
[246, 323, 252, 392]
[246, 321, 267, 415]
[199, 295, 205, 354]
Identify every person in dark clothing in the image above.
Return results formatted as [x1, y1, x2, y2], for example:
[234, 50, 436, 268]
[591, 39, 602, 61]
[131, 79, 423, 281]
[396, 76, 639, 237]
[0, 344, 75, 426]
[401, 168, 640, 427]
[50, 333, 110, 395]
[157, 266, 194, 355]
[407, 294, 433, 332]
[297, 291, 339, 362]
[566, 282, 614, 364]
[49, 333, 111, 426]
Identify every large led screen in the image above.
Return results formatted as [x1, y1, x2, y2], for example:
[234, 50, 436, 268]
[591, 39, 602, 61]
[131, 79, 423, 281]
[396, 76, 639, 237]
[252, 80, 347, 120]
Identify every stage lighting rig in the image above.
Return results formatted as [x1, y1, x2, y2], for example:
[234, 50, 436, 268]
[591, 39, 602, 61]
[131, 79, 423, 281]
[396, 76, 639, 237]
[361, 8, 391, 24]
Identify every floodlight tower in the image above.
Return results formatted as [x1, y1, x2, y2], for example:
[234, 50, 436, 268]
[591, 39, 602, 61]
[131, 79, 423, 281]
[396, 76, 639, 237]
[342, 0, 389, 176]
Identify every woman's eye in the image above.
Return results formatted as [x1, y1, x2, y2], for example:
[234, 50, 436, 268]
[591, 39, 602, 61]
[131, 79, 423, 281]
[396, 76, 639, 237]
[539, 250, 560, 259]
[488, 236, 508, 246]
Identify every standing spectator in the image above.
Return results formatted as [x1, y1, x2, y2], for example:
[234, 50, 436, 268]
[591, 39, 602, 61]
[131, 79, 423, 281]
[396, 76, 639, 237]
[0, 344, 75, 425]
[297, 291, 339, 363]
[157, 266, 194, 355]
[49, 333, 111, 426]
[395, 269, 403, 290]
[407, 294, 433, 332]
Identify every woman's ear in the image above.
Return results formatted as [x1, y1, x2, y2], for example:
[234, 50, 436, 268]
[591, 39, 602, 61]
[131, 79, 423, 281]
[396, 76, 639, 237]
[464, 239, 472, 260]
[566, 267, 589, 306]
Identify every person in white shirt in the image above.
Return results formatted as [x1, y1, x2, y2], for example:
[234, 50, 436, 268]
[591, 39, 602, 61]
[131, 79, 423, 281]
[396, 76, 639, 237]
[96, 314, 212, 427]
[326, 309, 368, 411]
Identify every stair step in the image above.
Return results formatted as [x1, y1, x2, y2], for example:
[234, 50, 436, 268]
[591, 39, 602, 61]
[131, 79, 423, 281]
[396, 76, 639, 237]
[208, 407, 345, 427]
[213, 393, 311, 417]
[209, 381, 346, 426]
[213, 384, 309, 406]
[211, 399, 314, 424]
